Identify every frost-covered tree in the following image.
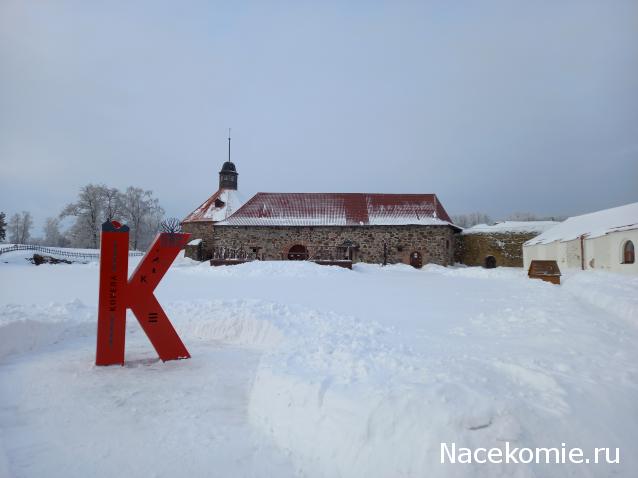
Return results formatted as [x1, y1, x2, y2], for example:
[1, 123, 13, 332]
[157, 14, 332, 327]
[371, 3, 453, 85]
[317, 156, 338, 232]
[451, 212, 492, 228]
[506, 212, 567, 222]
[120, 187, 165, 251]
[42, 217, 68, 247]
[506, 212, 538, 221]
[102, 186, 123, 222]
[8, 211, 33, 244]
[61, 184, 105, 248]
[0, 211, 6, 242]
[160, 217, 182, 233]
[60, 184, 164, 250]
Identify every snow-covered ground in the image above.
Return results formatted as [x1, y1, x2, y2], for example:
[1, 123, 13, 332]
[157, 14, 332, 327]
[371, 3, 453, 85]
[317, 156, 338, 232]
[1, 250, 637, 477]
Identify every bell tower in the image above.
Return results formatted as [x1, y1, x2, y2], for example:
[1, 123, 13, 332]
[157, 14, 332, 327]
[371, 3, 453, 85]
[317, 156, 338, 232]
[218, 130, 238, 190]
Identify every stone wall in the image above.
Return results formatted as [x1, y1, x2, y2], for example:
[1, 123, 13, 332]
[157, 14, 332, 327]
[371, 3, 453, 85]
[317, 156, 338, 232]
[455, 232, 538, 267]
[205, 225, 457, 266]
[182, 222, 215, 260]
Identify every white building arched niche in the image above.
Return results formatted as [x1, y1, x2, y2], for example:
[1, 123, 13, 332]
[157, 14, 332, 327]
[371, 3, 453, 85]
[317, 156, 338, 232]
[524, 229, 638, 275]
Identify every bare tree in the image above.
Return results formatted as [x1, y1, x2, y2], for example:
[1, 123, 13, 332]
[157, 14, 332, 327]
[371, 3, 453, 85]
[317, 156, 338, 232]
[58, 184, 165, 250]
[506, 212, 538, 221]
[102, 187, 123, 222]
[61, 184, 112, 248]
[506, 212, 567, 222]
[160, 218, 182, 233]
[8, 211, 33, 243]
[121, 187, 165, 251]
[42, 217, 68, 247]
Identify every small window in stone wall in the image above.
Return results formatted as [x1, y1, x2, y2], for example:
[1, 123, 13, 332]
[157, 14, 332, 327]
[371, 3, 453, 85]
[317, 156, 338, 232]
[623, 240, 635, 264]
[446, 239, 450, 250]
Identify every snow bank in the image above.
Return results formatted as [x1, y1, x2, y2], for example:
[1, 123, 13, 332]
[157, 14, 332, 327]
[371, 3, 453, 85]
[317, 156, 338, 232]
[245, 266, 637, 477]
[0, 298, 288, 361]
[168, 250, 205, 268]
[181, 258, 353, 278]
[246, 307, 577, 477]
[0, 300, 94, 361]
[166, 300, 286, 347]
[1, 258, 637, 477]
[562, 271, 638, 326]
[423, 263, 527, 280]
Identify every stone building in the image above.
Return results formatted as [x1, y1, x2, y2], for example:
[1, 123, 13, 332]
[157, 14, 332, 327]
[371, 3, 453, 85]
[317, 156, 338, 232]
[182, 160, 460, 267]
[212, 192, 459, 266]
[455, 221, 558, 268]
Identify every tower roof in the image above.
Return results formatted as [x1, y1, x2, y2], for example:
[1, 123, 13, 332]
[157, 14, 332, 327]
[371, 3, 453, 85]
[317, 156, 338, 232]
[220, 161, 237, 173]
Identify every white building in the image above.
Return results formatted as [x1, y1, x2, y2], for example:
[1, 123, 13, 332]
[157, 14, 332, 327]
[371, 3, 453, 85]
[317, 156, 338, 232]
[523, 202, 638, 275]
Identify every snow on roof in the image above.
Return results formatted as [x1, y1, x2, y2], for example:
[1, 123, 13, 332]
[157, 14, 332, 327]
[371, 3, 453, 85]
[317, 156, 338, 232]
[216, 193, 458, 227]
[525, 202, 638, 246]
[462, 221, 559, 235]
[182, 189, 245, 223]
[187, 238, 202, 246]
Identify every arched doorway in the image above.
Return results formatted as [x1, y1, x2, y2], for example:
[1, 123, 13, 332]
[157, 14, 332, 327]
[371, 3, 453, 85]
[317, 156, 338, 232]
[409, 251, 423, 269]
[287, 244, 309, 260]
[623, 240, 635, 264]
[485, 255, 496, 269]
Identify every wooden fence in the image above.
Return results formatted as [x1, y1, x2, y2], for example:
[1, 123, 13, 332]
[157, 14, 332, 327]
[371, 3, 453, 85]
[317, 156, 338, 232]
[0, 244, 144, 260]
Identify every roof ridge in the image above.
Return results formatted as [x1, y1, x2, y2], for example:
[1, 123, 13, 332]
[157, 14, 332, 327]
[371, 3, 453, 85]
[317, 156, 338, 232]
[214, 191, 457, 228]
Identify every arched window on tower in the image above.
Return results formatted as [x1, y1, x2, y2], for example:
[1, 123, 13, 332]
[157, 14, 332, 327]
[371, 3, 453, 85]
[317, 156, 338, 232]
[623, 240, 635, 264]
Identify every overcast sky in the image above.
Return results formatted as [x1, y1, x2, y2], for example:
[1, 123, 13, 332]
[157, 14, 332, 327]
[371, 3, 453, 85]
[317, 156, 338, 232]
[1, 0, 637, 232]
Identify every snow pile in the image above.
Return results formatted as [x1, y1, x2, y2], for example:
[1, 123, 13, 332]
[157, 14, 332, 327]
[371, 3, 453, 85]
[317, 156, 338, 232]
[183, 259, 353, 278]
[0, 300, 94, 361]
[423, 263, 527, 280]
[0, 304, 297, 477]
[166, 300, 286, 347]
[462, 221, 559, 235]
[526, 202, 638, 245]
[0, 298, 287, 361]
[562, 271, 638, 325]
[246, 266, 637, 477]
[168, 251, 205, 268]
[1, 252, 637, 477]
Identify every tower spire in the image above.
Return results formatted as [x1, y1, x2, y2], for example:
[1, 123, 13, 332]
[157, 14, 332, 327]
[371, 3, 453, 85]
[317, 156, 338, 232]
[219, 128, 238, 190]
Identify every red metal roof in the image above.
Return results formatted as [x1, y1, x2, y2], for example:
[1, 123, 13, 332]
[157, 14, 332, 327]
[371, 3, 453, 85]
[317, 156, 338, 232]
[216, 193, 456, 227]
